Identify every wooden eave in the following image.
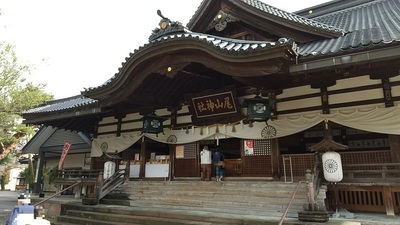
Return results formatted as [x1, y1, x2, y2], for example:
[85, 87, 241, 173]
[84, 37, 297, 107]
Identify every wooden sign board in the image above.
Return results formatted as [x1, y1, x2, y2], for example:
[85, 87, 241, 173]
[185, 86, 243, 126]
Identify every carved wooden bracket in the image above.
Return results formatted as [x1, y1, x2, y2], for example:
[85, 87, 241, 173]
[207, 10, 238, 31]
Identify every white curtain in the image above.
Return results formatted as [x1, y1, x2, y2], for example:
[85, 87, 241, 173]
[91, 105, 400, 157]
[91, 133, 143, 157]
[328, 105, 400, 135]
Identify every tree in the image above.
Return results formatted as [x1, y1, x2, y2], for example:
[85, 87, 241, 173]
[0, 41, 53, 181]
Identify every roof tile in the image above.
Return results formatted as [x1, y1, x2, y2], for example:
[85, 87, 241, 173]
[299, 0, 400, 57]
[23, 95, 97, 114]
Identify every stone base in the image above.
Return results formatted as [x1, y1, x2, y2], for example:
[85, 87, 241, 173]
[298, 210, 329, 223]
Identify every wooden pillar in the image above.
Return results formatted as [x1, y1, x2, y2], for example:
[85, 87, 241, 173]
[33, 151, 46, 194]
[270, 138, 280, 179]
[139, 137, 147, 178]
[388, 135, 400, 163]
[169, 144, 175, 180]
[124, 161, 130, 180]
[383, 186, 395, 216]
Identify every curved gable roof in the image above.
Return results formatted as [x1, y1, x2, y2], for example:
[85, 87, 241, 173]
[82, 29, 298, 104]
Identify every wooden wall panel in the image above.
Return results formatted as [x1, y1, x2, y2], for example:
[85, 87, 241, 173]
[329, 89, 383, 105]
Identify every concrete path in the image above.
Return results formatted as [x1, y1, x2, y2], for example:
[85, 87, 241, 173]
[0, 191, 24, 225]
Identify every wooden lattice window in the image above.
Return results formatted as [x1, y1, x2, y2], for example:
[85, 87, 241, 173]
[243, 139, 271, 156]
[175, 143, 198, 159]
[340, 150, 391, 165]
[183, 143, 197, 159]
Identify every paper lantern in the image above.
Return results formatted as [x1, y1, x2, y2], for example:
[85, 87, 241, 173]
[322, 151, 343, 182]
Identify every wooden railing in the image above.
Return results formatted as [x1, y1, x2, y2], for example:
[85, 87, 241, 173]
[342, 163, 400, 183]
[52, 168, 127, 204]
[99, 169, 126, 199]
[54, 169, 103, 180]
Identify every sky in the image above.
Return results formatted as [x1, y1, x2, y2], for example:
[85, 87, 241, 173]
[0, 0, 331, 99]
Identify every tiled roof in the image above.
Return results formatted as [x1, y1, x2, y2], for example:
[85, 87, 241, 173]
[187, 0, 345, 36]
[23, 95, 97, 114]
[239, 0, 344, 34]
[83, 32, 297, 93]
[299, 0, 400, 57]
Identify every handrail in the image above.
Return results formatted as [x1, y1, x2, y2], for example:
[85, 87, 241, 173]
[34, 181, 81, 206]
[100, 169, 126, 197]
[278, 181, 305, 225]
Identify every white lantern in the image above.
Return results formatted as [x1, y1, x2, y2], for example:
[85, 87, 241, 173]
[322, 151, 343, 182]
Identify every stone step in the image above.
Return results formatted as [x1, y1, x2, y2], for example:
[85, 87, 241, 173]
[85, 180, 315, 224]
[127, 201, 300, 218]
[63, 210, 214, 225]
[128, 191, 306, 204]
[125, 180, 304, 189]
[116, 180, 308, 215]
[121, 181, 307, 197]
[57, 203, 311, 225]
[57, 215, 142, 225]
[128, 195, 304, 211]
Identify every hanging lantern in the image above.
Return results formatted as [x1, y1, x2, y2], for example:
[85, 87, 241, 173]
[322, 151, 343, 182]
[141, 112, 168, 136]
[242, 95, 271, 122]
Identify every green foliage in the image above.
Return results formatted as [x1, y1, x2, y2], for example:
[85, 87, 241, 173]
[0, 42, 52, 131]
[19, 166, 35, 186]
[42, 166, 58, 184]
[0, 151, 14, 166]
[0, 41, 53, 167]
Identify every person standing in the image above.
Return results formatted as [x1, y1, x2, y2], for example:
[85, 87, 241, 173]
[213, 148, 225, 182]
[200, 146, 212, 181]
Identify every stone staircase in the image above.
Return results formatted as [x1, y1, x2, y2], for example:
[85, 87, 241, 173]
[55, 179, 322, 225]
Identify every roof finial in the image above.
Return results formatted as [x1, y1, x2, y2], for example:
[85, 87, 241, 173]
[157, 10, 166, 19]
